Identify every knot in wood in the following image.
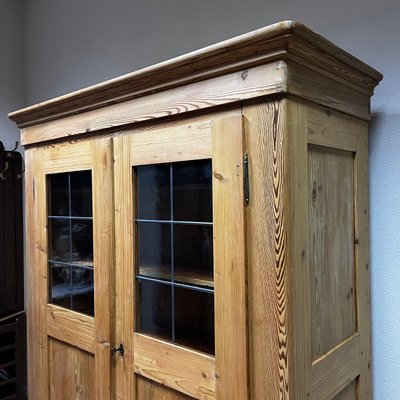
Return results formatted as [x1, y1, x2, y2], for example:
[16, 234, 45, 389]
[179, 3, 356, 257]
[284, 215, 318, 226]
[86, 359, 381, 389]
[214, 172, 224, 181]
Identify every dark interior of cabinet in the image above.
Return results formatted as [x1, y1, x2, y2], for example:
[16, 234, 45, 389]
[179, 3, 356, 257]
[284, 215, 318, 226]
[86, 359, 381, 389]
[135, 159, 215, 355]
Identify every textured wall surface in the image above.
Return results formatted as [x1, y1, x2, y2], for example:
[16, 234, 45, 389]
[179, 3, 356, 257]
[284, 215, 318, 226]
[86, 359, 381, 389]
[3, 0, 400, 397]
[0, 0, 25, 151]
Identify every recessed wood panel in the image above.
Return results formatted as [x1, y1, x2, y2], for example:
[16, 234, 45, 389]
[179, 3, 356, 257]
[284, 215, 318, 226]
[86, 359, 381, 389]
[136, 375, 194, 400]
[308, 145, 356, 360]
[332, 379, 357, 400]
[47, 305, 95, 354]
[133, 334, 215, 399]
[312, 334, 360, 400]
[49, 338, 95, 399]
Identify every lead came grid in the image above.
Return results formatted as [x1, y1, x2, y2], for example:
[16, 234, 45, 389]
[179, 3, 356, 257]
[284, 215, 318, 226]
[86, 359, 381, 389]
[47, 171, 94, 316]
[135, 160, 215, 354]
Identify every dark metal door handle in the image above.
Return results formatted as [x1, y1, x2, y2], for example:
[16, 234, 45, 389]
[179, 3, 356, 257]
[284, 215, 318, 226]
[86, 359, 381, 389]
[111, 343, 125, 356]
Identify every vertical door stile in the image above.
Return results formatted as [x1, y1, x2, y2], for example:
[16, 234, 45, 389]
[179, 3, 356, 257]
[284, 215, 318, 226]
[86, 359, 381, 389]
[354, 122, 371, 399]
[113, 134, 135, 400]
[92, 138, 114, 400]
[212, 115, 249, 400]
[286, 98, 312, 400]
[33, 147, 50, 400]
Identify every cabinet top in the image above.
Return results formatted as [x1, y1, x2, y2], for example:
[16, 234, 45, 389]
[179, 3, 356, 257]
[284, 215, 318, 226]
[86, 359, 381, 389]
[9, 20, 382, 129]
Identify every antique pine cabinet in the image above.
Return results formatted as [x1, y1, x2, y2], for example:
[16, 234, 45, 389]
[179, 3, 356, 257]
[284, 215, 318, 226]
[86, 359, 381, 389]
[9, 21, 382, 400]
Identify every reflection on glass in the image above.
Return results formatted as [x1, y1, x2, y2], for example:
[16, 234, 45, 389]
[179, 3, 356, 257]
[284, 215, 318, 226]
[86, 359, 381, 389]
[135, 160, 214, 354]
[72, 267, 94, 316]
[175, 287, 214, 354]
[49, 264, 71, 309]
[174, 224, 213, 286]
[139, 280, 172, 341]
[173, 159, 212, 222]
[49, 219, 70, 262]
[137, 222, 171, 280]
[71, 171, 92, 217]
[137, 165, 170, 220]
[71, 220, 93, 263]
[49, 173, 69, 216]
[48, 171, 94, 316]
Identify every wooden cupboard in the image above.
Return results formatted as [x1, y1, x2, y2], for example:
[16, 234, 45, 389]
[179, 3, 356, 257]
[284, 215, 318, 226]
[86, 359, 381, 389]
[9, 21, 382, 400]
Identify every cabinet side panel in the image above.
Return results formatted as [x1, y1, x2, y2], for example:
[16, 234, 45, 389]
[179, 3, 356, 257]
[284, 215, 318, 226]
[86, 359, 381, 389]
[243, 99, 289, 399]
[308, 146, 356, 360]
[332, 380, 357, 400]
[304, 103, 370, 400]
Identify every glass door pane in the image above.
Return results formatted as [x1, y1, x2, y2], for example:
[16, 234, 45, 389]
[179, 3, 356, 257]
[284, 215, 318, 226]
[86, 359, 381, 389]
[47, 171, 94, 316]
[135, 159, 214, 354]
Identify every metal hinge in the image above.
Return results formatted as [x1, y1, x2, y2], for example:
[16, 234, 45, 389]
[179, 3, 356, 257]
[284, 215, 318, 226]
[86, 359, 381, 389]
[243, 153, 250, 206]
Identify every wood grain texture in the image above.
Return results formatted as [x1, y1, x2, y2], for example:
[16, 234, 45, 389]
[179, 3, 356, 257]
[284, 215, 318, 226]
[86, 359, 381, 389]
[46, 305, 95, 354]
[308, 145, 356, 360]
[312, 334, 360, 400]
[354, 121, 371, 399]
[49, 338, 95, 399]
[33, 147, 50, 399]
[29, 140, 115, 400]
[306, 105, 358, 152]
[41, 140, 92, 173]
[243, 99, 289, 399]
[136, 375, 194, 400]
[286, 98, 312, 399]
[287, 37, 375, 96]
[19, 34, 377, 399]
[9, 21, 381, 128]
[92, 138, 114, 400]
[332, 380, 357, 400]
[130, 119, 212, 166]
[113, 134, 135, 400]
[19, 62, 286, 146]
[134, 334, 215, 400]
[212, 116, 248, 399]
[287, 62, 371, 121]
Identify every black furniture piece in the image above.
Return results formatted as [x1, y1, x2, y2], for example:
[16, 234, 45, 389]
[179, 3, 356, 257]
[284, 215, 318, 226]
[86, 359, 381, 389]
[0, 314, 27, 399]
[0, 141, 24, 319]
[0, 141, 26, 399]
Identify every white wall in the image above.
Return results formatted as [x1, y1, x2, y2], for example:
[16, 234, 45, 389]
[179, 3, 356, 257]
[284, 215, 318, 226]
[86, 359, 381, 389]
[10, 0, 400, 398]
[0, 0, 25, 151]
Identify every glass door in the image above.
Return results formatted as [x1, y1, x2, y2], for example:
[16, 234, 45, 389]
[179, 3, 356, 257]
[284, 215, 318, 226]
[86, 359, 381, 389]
[114, 111, 248, 400]
[33, 139, 113, 400]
